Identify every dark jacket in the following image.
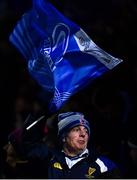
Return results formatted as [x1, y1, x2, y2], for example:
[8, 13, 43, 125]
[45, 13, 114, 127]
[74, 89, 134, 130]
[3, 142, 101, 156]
[15, 142, 121, 179]
[8, 128, 121, 179]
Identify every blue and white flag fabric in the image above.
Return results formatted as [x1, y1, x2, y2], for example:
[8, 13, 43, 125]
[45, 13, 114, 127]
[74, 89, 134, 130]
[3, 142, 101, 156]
[9, 0, 123, 112]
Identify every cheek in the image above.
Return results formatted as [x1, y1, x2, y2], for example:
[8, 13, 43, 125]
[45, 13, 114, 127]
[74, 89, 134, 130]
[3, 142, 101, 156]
[86, 136, 89, 142]
[70, 135, 78, 143]
[67, 134, 78, 144]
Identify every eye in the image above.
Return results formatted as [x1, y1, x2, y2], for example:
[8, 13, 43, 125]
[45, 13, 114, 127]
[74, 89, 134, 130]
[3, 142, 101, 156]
[82, 128, 88, 135]
[85, 129, 88, 134]
[72, 127, 79, 132]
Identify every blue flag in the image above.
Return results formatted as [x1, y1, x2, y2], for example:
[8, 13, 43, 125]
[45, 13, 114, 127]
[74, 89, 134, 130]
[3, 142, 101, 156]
[9, 0, 123, 112]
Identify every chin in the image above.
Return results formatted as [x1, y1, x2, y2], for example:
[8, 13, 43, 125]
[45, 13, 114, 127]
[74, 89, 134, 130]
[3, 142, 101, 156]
[77, 146, 86, 151]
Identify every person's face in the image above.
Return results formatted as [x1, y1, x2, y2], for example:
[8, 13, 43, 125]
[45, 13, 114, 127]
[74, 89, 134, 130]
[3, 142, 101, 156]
[65, 125, 89, 155]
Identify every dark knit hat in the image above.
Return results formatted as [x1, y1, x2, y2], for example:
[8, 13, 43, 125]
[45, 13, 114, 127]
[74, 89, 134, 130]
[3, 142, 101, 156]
[58, 112, 90, 138]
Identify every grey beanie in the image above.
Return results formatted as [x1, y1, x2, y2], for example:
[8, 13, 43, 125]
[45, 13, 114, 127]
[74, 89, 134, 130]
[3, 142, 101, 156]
[58, 112, 90, 138]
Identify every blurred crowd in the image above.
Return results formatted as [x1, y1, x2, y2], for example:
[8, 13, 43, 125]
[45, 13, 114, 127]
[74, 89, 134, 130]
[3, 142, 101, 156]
[0, 0, 137, 178]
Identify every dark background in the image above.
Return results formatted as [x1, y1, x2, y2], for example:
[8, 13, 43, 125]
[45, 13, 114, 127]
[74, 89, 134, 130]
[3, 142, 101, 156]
[0, 0, 137, 178]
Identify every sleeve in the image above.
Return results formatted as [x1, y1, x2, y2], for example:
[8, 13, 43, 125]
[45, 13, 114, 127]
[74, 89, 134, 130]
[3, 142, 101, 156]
[96, 156, 122, 178]
[8, 127, 49, 161]
[98, 168, 122, 178]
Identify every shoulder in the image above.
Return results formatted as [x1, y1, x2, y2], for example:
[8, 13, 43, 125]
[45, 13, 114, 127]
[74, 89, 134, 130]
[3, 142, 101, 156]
[95, 155, 118, 173]
[88, 149, 121, 177]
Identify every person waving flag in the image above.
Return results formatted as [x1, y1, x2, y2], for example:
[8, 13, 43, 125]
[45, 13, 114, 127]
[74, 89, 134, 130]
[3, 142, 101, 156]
[9, 0, 123, 112]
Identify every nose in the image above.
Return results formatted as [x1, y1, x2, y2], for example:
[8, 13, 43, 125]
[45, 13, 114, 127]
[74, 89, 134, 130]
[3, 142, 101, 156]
[79, 129, 86, 137]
